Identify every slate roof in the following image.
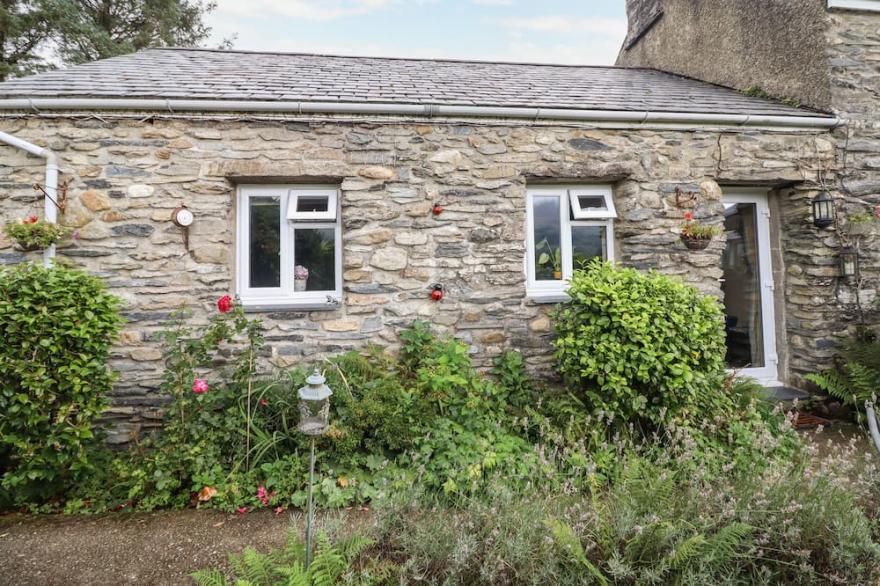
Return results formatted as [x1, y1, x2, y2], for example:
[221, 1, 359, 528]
[0, 48, 828, 118]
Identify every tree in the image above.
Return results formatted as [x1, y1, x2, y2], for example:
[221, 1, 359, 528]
[0, 0, 226, 81]
[0, 0, 62, 80]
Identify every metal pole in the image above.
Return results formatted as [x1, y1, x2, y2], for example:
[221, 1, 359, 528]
[305, 437, 316, 568]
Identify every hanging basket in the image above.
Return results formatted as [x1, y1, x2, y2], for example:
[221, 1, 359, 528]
[680, 235, 712, 251]
[13, 242, 45, 252]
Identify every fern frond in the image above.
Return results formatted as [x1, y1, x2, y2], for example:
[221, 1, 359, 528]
[545, 518, 609, 586]
[335, 533, 374, 562]
[309, 533, 347, 586]
[191, 569, 230, 586]
[669, 533, 707, 570]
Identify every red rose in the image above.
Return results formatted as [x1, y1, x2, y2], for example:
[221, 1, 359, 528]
[217, 295, 233, 313]
[24, 214, 38, 224]
[684, 211, 694, 222]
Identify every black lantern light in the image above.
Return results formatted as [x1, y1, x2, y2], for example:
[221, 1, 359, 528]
[840, 246, 859, 280]
[812, 191, 835, 229]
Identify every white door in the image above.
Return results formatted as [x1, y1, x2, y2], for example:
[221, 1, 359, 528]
[721, 191, 780, 385]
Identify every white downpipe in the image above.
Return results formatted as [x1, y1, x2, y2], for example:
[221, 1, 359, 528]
[865, 402, 880, 457]
[0, 131, 59, 266]
[0, 98, 841, 131]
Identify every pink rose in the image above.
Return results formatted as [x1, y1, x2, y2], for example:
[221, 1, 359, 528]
[192, 378, 209, 394]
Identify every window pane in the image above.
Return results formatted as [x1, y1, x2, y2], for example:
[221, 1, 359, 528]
[577, 195, 607, 210]
[249, 196, 281, 288]
[572, 225, 607, 270]
[297, 196, 329, 213]
[294, 228, 336, 292]
[533, 196, 562, 281]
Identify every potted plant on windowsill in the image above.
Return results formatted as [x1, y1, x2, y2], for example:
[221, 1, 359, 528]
[3, 215, 71, 252]
[294, 265, 309, 291]
[536, 239, 563, 279]
[679, 211, 722, 251]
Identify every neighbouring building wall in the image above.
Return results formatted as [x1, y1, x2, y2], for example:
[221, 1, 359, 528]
[619, 0, 880, 385]
[0, 116, 834, 442]
[617, 0, 832, 110]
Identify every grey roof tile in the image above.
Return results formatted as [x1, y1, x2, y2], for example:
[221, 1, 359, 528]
[0, 47, 829, 118]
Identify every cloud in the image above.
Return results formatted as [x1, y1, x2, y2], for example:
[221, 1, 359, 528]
[216, 0, 394, 21]
[499, 15, 626, 36]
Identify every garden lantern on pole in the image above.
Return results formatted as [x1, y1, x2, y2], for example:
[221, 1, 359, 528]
[812, 191, 835, 229]
[298, 369, 333, 569]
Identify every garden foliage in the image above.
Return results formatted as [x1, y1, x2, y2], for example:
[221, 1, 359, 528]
[806, 327, 880, 408]
[0, 263, 121, 505]
[552, 261, 730, 431]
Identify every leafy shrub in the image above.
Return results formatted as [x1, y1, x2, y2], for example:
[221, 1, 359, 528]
[806, 327, 880, 408]
[552, 261, 729, 432]
[0, 263, 121, 505]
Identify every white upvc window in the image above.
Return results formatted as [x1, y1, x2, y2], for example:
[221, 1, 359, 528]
[236, 185, 342, 310]
[525, 185, 616, 301]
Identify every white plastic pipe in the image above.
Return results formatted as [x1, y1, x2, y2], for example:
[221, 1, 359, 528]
[865, 401, 880, 457]
[0, 98, 842, 131]
[0, 131, 58, 266]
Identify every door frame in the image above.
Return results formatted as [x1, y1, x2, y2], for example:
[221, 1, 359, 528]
[721, 189, 780, 385]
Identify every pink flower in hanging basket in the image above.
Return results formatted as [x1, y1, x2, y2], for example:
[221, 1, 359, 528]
[192, 378, 209, 394]
[217, 295, 233, 313]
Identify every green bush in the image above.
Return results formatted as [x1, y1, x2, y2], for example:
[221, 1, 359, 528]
[0, 263, 122, 504]
[552, 261, 730, 431]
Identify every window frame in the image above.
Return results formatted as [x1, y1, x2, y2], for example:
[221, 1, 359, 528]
[286, 188, 338, 221]
[569, 185, 616, 220]
[236, 184, 342, 310]
[525, 185, 616, 301]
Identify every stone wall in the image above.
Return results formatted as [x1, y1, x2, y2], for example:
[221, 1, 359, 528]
[617, 0, 832, 110]
[0, 115, 835, 442]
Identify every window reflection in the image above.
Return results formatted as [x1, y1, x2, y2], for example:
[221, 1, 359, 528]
[249, 197, 281, 288]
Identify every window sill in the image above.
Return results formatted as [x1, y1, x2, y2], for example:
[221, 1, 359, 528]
[526, 291, 570, 304]
[241, 298, 341, 312]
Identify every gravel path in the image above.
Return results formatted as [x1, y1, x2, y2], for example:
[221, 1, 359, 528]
[0, 508, 336, 585]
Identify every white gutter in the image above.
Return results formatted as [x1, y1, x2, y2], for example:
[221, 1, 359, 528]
[0, 98, 841, 130]
[0, 131, 59, 267]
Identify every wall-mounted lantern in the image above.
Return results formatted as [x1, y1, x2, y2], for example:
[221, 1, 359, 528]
[812, 191, 835, 229]
[840, 246, 859, 280]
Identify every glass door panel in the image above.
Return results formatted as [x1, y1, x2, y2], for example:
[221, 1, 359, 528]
[722, 203, 764, 368]
[721, 191, 778, 384]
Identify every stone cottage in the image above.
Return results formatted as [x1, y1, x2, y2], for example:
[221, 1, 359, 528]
[0, 0, 874, 441]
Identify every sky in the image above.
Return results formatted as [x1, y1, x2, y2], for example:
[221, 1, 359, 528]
[206, 0, 628, 66]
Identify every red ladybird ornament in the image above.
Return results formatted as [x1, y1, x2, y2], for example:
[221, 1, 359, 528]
[430, 284, 444, 301]
[432, 203, 443, 216]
